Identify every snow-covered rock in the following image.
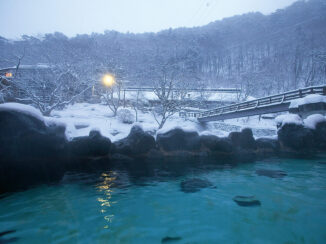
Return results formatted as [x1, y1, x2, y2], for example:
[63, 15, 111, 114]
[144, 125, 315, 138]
[303, 114, 326, 129]
[228, 128, 256, 150]
[290, 94, 326, 108]
[156, 128, 201, 152]
[112, 125, 155, 156]
[68, 130, 111, 158]
[0, 104, 68, 193]
[275, 114, 303, 128]
[0, 102, 44, 122]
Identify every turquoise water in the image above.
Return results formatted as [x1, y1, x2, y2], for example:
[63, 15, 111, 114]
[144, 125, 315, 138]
[1, 157, 326, 244]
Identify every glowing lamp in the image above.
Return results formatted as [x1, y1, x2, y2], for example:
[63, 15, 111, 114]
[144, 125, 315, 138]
[5, 72, 12, 78]
[102, 74, 115, 87]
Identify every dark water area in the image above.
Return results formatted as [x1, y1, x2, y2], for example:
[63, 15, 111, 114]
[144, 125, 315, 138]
[1, 156, 326, 243]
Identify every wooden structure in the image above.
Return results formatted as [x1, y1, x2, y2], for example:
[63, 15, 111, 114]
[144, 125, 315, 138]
[197, 85, 326, 122]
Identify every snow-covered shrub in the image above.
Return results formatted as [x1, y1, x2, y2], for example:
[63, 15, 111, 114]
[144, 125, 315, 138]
[117, 108, 135, 124]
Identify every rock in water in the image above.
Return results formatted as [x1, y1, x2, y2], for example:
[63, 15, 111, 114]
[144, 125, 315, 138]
[256, 169, 287, 178]
[233, 196, 261, 207]
[161, 236, 182, 243]
[0, 230, 18, 243]
[180, 178, 213, 193]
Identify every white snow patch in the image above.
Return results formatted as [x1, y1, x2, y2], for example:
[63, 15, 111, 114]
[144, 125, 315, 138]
[49, 103, 279, 141]
[44, 117, 67, 128]
[0, 103, 44, 122]
[223, 115, 276, 130]
[303, 114, 326, 129]
[290, 94, 326, 108]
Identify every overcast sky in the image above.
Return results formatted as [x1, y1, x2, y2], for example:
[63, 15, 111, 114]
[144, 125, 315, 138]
[1, 0, 297, 39]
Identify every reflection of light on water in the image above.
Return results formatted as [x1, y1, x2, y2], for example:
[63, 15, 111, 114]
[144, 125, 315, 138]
[96, 171, 118, 229]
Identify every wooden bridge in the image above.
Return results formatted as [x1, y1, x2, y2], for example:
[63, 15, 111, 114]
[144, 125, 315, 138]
[197, 85, 326, 122]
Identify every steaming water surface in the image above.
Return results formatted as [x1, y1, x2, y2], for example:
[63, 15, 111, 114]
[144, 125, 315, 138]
[1, 157, 326, 243]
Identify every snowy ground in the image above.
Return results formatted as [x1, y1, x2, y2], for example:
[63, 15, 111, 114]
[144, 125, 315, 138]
[50, 103, 278, 141]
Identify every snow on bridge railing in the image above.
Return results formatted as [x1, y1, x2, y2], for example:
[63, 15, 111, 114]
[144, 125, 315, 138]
[198, 85, 326, 119]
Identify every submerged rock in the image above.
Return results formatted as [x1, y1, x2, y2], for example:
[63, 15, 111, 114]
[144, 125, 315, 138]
[113, 125, 156, 157]
[0, 230, 19, 243]
[255, 169, 287, 178]
[156, 128, 201, 152]
[233, 196, 261, 207]
[180, 178, 214, 193]
[161, 236, 182, 243]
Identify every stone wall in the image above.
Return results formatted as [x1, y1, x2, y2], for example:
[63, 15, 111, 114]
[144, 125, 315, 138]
[1, 108, 326, 194]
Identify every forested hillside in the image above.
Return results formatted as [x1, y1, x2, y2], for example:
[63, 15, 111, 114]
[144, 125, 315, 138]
[1, 0, 326, 96]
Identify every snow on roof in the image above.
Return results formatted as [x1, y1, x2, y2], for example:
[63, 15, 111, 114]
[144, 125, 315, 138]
[0, 64, 50, 71]
[275, 114, 303, 127]
[19, 64, 50, 69]
[0, 102, 44, 122]
[303, 114, 326, 129]
[290, 94, 326, 108]
[114, 90, 241, 102]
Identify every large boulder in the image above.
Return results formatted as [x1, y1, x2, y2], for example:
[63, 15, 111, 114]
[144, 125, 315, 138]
[313, 121, 326, 151]
[200, 135, 233, 155]
[277, 123, 314, 152]
[228, 128, 257, 150]
[68, 130, 111, 158]
[256, 138, 279, 155]
[0, 105, 68, 193]
[113, 125, 156, 157]
[156, 128, 201, 152]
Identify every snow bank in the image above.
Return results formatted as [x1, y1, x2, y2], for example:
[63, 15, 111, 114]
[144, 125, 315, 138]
[44, 117, 67, 128]
[290, 94, 326, 108]
[275, 114, 303, 127]
[0, 103, 44, 122]
[303, 114, 326, 129]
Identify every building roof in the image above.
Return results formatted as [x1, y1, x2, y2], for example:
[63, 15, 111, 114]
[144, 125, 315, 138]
[0, 64, 50, 72]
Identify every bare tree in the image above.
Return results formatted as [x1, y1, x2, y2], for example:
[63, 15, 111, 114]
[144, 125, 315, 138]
[130, 90, 148, 122]
[101, 79, 123, 116]
[12, 65, 91, 115]
[151, 60, 189, 129]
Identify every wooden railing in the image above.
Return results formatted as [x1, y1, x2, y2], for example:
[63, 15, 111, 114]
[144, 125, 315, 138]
[198, 85, 326, 119]
[123, 87, 241, 93]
